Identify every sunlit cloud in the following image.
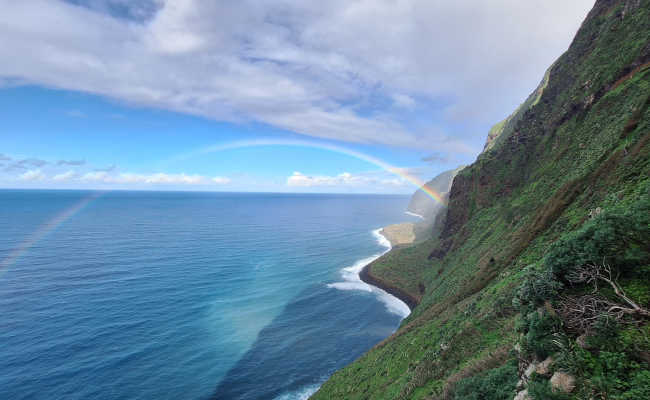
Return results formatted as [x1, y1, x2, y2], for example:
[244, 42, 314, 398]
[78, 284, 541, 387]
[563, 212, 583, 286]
[287, 171, 407, 188]
[18, 169, 46, 181]
[211, 176, 231, 184]
[0, 0, 593, 149]
[77, 171, 229, 185]
[52, 170, 77, 181]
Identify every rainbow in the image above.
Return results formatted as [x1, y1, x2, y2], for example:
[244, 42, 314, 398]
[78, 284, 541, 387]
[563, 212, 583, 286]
[0, 191, 103, 275]
[173, 139, 447, 205]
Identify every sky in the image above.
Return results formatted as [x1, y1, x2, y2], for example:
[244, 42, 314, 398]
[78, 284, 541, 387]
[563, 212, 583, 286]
[0, 0, 595, 194]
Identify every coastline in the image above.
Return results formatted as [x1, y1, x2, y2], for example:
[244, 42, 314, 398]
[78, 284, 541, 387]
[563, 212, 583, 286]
[326, 229, 411, 318]
[379, 223, 415, 247]
[359, 260, 419, 312]
[358, 229, 419, 312]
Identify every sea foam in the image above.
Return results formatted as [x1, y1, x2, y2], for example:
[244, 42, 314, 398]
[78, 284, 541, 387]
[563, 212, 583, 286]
[405, 211, 424, 219]
[327, 229, 411, 318]
[274, 383, 321, 400]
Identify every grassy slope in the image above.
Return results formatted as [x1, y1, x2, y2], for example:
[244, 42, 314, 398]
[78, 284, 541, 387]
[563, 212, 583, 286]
[313, 1, 650, 399]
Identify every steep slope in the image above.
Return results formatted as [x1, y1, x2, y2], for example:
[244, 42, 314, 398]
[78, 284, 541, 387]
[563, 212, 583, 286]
[313, 1, 650, 399]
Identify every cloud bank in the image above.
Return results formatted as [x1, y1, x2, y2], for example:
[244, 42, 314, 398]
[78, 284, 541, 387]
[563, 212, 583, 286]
[287, 171, 407, 188]
[0, 0, 594, 151]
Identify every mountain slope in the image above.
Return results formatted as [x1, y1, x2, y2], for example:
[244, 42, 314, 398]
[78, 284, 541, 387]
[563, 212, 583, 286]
[313, 1, 650, 399]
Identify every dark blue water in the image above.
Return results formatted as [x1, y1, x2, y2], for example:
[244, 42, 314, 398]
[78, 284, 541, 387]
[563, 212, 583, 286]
[0, 190, 414, 400]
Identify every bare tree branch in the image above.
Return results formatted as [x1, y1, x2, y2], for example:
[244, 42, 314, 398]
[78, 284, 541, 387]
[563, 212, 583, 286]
[565, 262, 650, 319]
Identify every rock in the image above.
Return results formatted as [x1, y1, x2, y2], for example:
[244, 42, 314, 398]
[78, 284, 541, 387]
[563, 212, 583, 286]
[536, 356, 553, 375]
[514, 343, 521, 353]
[550, 372, 576, 393]
[589, 207, 603, 219]
[516, 378, 525, 390]
[623, 0, 641, 19]
[524, 362, 537, 379]
[513, 389, 530, 400]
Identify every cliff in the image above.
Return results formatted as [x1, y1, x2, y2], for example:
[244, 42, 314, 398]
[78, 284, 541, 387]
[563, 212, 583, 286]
[408, 166, 464, 242]
[407, 167, 461, 219]
[313, 1, 650, 399]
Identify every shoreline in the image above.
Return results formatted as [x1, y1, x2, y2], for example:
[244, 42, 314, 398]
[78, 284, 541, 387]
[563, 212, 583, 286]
[358, 229, 419, 312]
[379, 223, 415, 248]
[359, 261, 419, 311]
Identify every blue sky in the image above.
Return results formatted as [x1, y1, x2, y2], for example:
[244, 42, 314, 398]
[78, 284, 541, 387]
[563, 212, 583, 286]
[0, 0, 594, 193]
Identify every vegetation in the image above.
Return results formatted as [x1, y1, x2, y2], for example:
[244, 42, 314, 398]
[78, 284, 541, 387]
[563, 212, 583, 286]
[450, 359, 519, 400]
[312, 1, 650, 399]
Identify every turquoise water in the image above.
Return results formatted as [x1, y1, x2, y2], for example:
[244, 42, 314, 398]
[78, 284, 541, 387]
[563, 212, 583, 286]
[0, 190, 414, 399]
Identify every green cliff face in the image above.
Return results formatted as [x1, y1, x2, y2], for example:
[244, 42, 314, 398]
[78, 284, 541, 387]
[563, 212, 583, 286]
[312, 1, 650, 399]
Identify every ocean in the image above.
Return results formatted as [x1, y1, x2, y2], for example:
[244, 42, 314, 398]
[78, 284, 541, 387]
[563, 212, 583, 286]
[0, 190, 416, 400]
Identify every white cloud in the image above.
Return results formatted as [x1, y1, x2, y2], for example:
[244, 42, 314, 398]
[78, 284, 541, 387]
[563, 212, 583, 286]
[287, 171, 407, 188]
[53, 170, 77, 181]
[212, 176, 231, 184]
[80, 171, 109, 182]
[115, 172, 204, 184]
[77, 171, 228, 185]
[392, 94, 416, 109]
[0, 0, 594, 151]
[18, 169, 46, 181]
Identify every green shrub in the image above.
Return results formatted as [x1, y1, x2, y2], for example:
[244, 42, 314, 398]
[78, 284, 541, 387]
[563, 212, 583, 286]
[513, 265, 563, 310]
[544, 189, 650, 282]
[451, 360, 519, 400]
[590, 351, 638, 396]
[527, 376, 571, 400]
[619, 370, 650, 400]
[522, 312, 561, 359]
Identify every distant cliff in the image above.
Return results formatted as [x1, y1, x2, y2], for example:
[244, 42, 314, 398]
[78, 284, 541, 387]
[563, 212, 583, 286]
[406, 167, 462, 219]
[314, 1, 650, 399]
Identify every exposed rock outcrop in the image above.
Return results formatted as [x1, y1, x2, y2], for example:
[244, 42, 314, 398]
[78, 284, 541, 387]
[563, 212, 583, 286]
[550, 372, 576, 393]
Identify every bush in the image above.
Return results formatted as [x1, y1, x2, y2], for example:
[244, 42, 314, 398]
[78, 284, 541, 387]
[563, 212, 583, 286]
[522, 312, 562, 359]
[619, 370, 650, 400]
[527, 376, 571, 400]
[545, 189, 650, 282]
[513, 265, 563, 310]
[451, 360, 519, 400]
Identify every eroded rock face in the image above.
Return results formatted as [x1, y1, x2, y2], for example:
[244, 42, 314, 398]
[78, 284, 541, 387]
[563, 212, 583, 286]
[623, 0, 642, 18]
[536, 356, 553, 375]
[513, 389, 530, 400]
[550, 371, 576, 393]
[524, 362, 537, 379]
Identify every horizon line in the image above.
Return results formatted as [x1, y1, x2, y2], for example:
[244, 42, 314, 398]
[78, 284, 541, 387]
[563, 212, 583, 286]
[0, 187, 415, 196]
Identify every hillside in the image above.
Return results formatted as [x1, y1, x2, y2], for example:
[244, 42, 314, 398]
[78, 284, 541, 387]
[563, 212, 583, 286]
[313, 1, 650, 399]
